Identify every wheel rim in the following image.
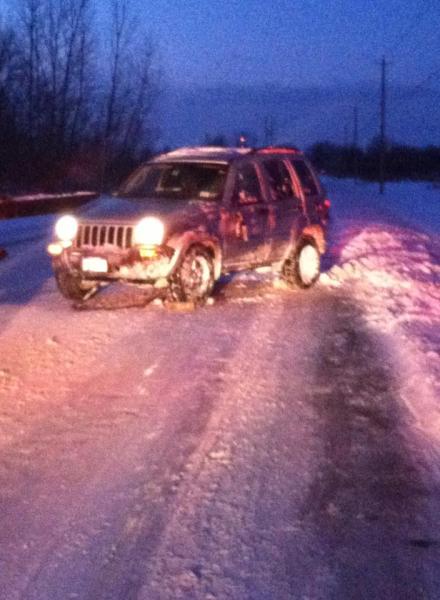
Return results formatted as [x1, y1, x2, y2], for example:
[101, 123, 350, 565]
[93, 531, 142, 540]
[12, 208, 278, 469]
[181, 254, 212, 300]
[298, 244, 320, 285]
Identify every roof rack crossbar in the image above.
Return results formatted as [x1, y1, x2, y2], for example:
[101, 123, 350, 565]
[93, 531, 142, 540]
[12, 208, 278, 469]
[253, 145, 302, 155]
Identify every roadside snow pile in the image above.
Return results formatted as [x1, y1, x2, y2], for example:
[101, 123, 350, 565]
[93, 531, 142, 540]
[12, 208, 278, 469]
[321, 178, 440, 436]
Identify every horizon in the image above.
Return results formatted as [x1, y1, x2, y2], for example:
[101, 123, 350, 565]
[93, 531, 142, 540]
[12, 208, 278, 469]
[157, 79, 440, 150]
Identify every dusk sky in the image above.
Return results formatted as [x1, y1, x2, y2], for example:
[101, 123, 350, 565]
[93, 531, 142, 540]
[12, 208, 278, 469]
[1, 0, 439, 146]
[95, 0, 440, 89]
[95, 0, 440, 147]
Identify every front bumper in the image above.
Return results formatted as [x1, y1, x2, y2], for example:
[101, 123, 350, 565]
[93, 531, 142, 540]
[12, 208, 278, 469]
[49, 243, 174, 285]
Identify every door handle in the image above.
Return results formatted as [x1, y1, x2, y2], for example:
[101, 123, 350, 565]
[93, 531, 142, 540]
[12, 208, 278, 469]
[257, 205, 269, 215]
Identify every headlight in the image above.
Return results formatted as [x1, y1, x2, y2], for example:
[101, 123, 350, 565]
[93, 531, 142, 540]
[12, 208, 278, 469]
[133, 217, 164, 246]
[55, 215, 78, 241]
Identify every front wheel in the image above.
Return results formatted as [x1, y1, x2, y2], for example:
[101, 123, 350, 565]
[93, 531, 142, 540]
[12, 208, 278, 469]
[168, 246, 214, 303]
[55, 270, 98, 301]
[282, 238, 321, 289]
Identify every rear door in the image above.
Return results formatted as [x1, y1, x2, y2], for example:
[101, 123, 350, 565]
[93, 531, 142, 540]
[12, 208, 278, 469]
[260, 158, 304, 261]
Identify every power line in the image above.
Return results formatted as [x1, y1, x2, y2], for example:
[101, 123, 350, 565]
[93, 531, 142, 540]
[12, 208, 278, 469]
[403, 64, 440, 94]
[357, 61, 440, 143]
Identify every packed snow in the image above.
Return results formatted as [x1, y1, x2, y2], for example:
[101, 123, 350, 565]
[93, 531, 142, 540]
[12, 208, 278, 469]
[0, 177, 439, 599]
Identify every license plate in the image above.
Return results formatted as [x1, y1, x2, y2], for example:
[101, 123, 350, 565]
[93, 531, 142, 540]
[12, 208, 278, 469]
[81, 257, 108, 273]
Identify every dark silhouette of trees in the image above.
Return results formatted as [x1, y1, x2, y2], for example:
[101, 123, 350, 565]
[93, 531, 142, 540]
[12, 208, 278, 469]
[0, 25, 21, 184]
[12, 0, 94, 184]
[0, 0, 159, 192]
[309, 141, 440, 182]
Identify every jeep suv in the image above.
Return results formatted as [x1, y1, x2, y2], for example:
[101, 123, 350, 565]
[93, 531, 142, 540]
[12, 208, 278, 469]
[48, 146, 330, 303]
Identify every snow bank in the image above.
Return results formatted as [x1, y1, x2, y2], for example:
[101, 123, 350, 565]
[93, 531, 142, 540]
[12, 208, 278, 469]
[321, 178, 440, 438]
[0, 191, 97, 219]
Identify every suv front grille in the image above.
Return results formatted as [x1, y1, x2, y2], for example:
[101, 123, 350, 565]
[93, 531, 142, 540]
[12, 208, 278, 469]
[75, 224, 133, 249]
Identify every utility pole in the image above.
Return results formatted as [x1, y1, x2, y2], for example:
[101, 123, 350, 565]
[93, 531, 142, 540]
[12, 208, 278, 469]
[353, 105, 359, 181]
[263, 116, 276, 146]
[353, 105, 359, 148]
[343, 122, 349, 147]
[379, 56, 387, 194]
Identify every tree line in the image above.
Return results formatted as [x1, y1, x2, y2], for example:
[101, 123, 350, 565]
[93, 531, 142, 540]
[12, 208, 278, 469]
[0, 0, 158, 192]
[309, 140, 440, 182]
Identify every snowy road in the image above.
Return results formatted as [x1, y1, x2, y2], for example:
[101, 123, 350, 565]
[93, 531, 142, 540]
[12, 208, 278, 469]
[0, 179, 439, 599]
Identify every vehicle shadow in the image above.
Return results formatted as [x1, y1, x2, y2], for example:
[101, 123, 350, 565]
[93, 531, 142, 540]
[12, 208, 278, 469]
[69, 269, 283, 312]
[297, 292, 438, 598]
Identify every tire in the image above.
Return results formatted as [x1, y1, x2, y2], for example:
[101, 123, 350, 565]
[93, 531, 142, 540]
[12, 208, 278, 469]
[168, 245, 214, 303]
[282, 237, 321, 289]
[55, 270, 98, 301]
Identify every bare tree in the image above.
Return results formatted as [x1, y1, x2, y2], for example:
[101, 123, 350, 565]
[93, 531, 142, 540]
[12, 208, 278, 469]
[54, 0, 93, 152]
[39, 0, 94, 154]
[0, 25, 18, 114]
[0, 0, 159, 189]
[0, 23, 22, 183]
[121, 38, 157, 154]
[103, 0, 129, 145]
[15, 0, 93, 161]
[100, 0, 159, 185]
[16, 0, 43, 142]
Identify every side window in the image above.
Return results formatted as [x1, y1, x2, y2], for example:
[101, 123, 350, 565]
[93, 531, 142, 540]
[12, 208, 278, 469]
[289, 159, 318, 196]
[235, 163, 263, 205]
[262, 159, 297, 202]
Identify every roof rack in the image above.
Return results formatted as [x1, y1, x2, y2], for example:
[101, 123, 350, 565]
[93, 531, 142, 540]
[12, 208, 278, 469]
[157, 146, 251, 159]
[253, 145, 302, 155]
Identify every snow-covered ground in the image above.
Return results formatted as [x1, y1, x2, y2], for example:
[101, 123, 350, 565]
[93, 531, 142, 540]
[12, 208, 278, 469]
[0, 179, 439, 599]
[322, 178, 440, 438]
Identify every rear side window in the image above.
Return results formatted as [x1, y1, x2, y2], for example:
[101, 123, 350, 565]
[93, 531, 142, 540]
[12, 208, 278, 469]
[235, 164, 264, 205]
[262, 159, 297, 202]
[289, 159, 318, 196]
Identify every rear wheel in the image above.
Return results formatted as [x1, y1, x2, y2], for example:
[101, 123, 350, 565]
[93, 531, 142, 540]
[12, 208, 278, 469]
[55, 270, 98, 301]
[282, 237, 321, 289]
[168, 246, 214, 303]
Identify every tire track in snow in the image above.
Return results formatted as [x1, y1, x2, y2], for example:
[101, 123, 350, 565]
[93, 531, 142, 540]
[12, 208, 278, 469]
[300, 293, 440, 599]
[139, 290, 330, 600]
[0, 300, 259, 600]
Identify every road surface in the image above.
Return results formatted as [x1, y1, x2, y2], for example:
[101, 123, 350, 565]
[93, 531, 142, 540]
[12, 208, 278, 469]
[0, 198, 439, 599]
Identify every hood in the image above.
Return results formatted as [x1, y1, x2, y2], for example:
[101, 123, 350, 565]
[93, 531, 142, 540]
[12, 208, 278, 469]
[77, 194, 207, 230]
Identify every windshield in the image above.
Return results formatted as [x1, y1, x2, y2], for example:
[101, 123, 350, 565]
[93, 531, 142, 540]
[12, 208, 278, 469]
[118, 162, 228, 200]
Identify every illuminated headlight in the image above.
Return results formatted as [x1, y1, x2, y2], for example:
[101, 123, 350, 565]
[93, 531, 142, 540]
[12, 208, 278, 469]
[55, 215, 78, 241]
[133, 217, 164, 246]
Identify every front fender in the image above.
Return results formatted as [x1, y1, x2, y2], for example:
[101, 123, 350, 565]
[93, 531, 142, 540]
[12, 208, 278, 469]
[166, 231, 222, 280]
[303, 224, 326, 254]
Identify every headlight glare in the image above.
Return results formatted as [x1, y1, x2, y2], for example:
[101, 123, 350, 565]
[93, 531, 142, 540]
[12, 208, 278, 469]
[134, 217, 164, 246]
[55, 215, 78, 241]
